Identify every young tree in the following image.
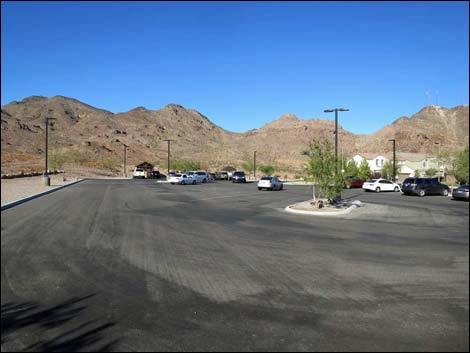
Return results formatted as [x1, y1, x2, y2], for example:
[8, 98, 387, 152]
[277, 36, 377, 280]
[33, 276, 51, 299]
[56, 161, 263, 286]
[451, 147, 469, 183]
[344, 160, 359, 179]
[425, 167, 438, 177]
[381, 161, 395, 180]
[302, 140, 342, 204]
[357, 159, 371, 180]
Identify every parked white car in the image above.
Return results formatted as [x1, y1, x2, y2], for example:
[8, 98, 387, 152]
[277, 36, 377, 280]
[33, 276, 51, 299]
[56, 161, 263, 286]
[362, 178, 401, 193]
[187, 171, 209, 183]
[258, 176, 284, 191]
[133, 168, 146, 179]
[168, 173, 196, 185]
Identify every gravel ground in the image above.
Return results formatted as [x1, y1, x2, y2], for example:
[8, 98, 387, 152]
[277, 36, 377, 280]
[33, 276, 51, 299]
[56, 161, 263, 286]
[1, 172, 127, 206]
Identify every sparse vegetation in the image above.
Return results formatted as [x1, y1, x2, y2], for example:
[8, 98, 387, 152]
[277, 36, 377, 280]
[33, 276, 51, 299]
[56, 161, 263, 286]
[259, 165, 275, 176]
[170, 159, 200, 172]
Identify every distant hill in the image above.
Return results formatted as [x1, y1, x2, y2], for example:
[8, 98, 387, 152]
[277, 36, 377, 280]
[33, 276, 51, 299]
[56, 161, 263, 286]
[1, 96, 468, 175]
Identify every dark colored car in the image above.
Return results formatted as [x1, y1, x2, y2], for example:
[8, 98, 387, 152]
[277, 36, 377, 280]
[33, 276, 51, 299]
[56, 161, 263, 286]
[148, 170, 161, 179]
[402, 177, 450, 197]
[232, 171, 246, 183]
[452, 184, 469, 201]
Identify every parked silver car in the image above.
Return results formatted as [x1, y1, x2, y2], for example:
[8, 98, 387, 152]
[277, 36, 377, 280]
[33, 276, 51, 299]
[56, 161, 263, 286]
[258, 176, 283, 191]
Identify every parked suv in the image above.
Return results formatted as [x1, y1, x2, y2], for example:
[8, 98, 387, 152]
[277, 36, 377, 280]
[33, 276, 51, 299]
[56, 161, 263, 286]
[402, 177, 450, 197]
[232, 171, 246, 183]
[133, 168, 146, 179]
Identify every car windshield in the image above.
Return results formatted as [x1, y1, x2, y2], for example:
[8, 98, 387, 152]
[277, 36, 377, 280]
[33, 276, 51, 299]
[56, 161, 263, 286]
[234, 172, 244, 176]
[136, 169, 144, 172]
[261, 177, 272, 180]
[197, 172, 206, 175]
[458, 185, 469, 190]
[173, 174, 181, 177]
[367, 179, 377, 183]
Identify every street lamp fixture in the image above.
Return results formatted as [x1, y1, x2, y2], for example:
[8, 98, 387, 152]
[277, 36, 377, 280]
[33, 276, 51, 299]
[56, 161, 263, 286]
[388, 139, 396, 182]
[43, 116, 57, 186]
[323, 108, 349, 176]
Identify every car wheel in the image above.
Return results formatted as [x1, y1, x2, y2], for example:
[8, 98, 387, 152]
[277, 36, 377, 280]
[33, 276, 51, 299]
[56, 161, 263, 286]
[418, 189, 425, 197]
[442, 189, 449, 196]
[181, 180, 185, 185]
[394, 186, 399, 192]
[375, 187, 381, 193]
[258, 187, 262, 191]
[280, 184, 283, 190]
[193, 180, 196, 185]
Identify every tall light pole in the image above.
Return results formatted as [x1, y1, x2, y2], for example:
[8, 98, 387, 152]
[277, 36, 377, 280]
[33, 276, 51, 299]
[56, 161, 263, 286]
[43, 116, 57, 186]
[435, 142, 441, 181]
[164, 139, 175, 176]
[253, 151, 257, 180]
[123, 144, 128, 178]
[324, 108, 349, 176]
[388, 139, 396, 182]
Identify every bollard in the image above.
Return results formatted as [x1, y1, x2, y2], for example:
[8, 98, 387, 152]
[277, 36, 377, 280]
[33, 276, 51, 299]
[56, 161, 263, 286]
[43, 175, 50, 186]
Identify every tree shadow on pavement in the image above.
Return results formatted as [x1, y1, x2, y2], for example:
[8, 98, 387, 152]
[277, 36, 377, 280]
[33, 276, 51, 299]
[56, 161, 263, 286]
[1, 294, 120, 352]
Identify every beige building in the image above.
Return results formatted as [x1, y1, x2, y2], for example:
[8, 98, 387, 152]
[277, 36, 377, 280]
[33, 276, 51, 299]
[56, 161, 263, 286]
[350, 152, 445, 181]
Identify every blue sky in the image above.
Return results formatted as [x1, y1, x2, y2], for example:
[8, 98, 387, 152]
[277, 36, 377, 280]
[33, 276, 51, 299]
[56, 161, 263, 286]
[1, 1, 469, 134]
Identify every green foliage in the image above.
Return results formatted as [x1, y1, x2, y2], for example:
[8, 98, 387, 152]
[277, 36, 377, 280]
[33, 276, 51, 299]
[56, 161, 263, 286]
[241, 161, 254, 173]
[425, 167, 438, 177]
[259, 164, 275, 175]
[302, 140, 342, 201]
[414, 170, 421, 177]
[170, 159, 200, 172]
[451, 147, 469, 183]
[381, 161, 395, 180]
[357, 159, 371, 180]
[344, 160, 359, 179]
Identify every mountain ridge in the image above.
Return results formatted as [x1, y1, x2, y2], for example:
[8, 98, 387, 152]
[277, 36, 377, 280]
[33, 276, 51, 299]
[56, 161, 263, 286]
[1, 95, 468, 174]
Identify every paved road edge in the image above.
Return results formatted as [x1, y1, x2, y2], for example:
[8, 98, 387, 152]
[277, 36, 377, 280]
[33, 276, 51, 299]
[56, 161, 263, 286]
[1, 179, 87, 211]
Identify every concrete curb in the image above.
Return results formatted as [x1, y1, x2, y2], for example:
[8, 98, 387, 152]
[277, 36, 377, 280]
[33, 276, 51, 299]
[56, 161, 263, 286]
[1, 179, 87, 211]
[284, 200, 362, 217]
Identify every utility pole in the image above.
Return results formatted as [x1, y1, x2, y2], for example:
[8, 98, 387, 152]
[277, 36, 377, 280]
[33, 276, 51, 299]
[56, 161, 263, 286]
[253, 151, 257, 180]
[123, 144, 128, 178]
[164, 139, 175, 176]
[324, 108, 349, 176]
[389, 139, 396, 182]
[43, 116, 57, 186]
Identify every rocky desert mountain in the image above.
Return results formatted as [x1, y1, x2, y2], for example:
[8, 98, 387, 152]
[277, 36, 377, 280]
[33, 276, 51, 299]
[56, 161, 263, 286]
[1, 95, 468, 175]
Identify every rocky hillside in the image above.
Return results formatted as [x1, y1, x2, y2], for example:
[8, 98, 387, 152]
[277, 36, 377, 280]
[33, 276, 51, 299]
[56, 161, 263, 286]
[1, 96, 468, 175]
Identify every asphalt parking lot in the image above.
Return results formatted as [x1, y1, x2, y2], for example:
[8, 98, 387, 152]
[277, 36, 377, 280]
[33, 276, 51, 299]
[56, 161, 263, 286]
[1, 179, 469, 351]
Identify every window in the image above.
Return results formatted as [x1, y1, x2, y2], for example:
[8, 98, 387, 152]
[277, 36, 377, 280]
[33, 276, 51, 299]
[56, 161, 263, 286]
[376, 159, 379, 166]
